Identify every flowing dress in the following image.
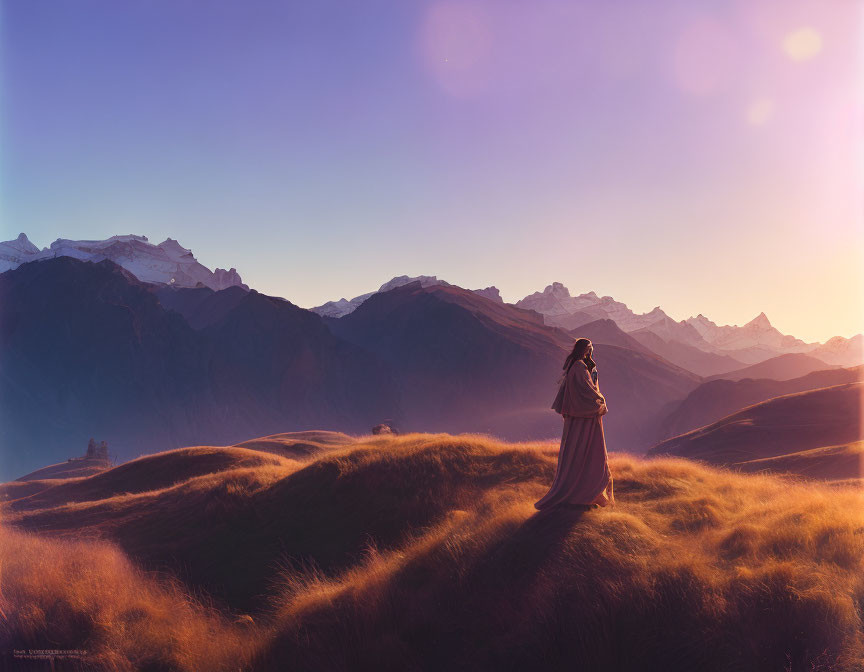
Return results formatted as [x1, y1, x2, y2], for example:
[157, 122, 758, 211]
[535, 360, 614, 510]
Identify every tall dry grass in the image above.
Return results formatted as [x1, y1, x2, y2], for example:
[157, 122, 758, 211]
[0, 524, 254, 671]
[3, 432, 864, 671]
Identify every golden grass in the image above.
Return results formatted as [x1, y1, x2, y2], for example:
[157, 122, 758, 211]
[732, 440, 864, 481]
[5, 445, 291, 514]
[0, 525, 254, 671]
[3, 432, 864, 671]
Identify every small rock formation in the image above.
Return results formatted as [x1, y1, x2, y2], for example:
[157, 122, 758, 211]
[372, 419, 400, 435]
[85, 438, 110, 461]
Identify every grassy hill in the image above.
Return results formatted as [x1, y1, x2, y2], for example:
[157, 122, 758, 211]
[658, 365, 863, 440]
[731, 440, 864, 481]
[649, 382, 863, 466]
[3, 432, 864, 671]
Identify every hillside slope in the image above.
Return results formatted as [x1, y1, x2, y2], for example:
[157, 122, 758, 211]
[0, 258, 399, 479]
[705, 353, 837, 382]
[731, 441, 864, 480]
[658, 365, 863, 440]
[648, 383, 863, 466]
[629, 328, 746, 377]
[3, 432, 864, 671]
[327, 282, 700, 450]
[566, 317, 657, 356]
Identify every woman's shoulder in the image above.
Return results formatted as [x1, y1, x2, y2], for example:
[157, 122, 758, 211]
[567, 360, 589, 378]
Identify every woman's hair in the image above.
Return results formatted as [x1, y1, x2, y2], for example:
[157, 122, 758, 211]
[563, 337, 596, 372]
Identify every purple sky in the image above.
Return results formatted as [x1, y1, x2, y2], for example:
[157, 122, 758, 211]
[1, 0, 861, 342]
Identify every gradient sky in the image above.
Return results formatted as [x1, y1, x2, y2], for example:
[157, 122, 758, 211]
[1, 0, 861, 342]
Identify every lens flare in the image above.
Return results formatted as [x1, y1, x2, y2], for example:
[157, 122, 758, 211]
[783, 27, 823, 62]
[746, 98, 775, 126]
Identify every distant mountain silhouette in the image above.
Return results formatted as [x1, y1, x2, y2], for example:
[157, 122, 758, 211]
[516, 282, 674, 333]
[155, 285, 249, 329]
[657, 366, 863, 440]
[543, 309, 599, 331]
[648, 383, 863, 467]
[628, 329, 746, 377]
[0, 232, 247, 290]
[566, 318, 657, 356]
[326, 282, 573, 438]
[807, 334, 864, 367]
[0, 259, 703, 478]
[519, 283, 863, 368]
[310, 274, 504, 317]
[0, 258, 399, 479]
[327, 282, 700, 449]
[11, 252, 854, 477]
[704, 353, 837, 382]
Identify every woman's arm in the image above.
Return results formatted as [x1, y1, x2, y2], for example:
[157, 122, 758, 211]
[568, 362, 607, 415]
[590, 368, 607, 414]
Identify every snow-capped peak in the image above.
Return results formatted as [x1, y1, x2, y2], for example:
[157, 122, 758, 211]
[0, 233, 248, 292]
[543, 282, 572, 298]
[311, 275, 504, 317]
[0, 233, 43, 270]
[311, 275, 447, 317]
[156, 238, 195, 261]
[744, 312, 772, 330]
[7, 233, 40, 254]
[378, 275, 447, 293]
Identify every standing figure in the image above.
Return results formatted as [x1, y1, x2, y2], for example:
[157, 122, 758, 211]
[535, 338, 614, 511]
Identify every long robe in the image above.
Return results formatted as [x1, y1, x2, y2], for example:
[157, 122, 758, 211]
[535, 360, 614, 509]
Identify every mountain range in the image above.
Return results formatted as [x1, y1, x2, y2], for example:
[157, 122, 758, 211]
[314, 275, 862, 372]
[310, 274, 504, 317]
[1, 232, 861, 479]
[0, 233, 247, 291]
[515, 282, 862, 369]
[0, 257, 398, 479]
[0, 254, 704, 478]
[5, 233, 860, 370]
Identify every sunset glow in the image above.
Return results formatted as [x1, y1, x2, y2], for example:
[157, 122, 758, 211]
[1, 0, 861, 343]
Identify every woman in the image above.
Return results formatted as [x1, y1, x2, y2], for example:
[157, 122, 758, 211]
[535, 338, 615, 511]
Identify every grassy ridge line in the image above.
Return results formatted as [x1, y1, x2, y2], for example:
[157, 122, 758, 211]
[2, 433, 864, 671]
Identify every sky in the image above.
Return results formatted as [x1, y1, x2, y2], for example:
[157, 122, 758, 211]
[1, 0, 861, 342]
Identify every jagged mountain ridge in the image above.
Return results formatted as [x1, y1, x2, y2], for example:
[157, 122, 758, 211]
[0, 258, 701, 479]
[325, 281, 701, 451]
[4, 234, 859, 368]
[0, 257, 399, 480]
[0, 233, 247, 291]
[515, 282, 862, 368]
[315, 277, 860, 368]
[310, 275, 504, 317]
